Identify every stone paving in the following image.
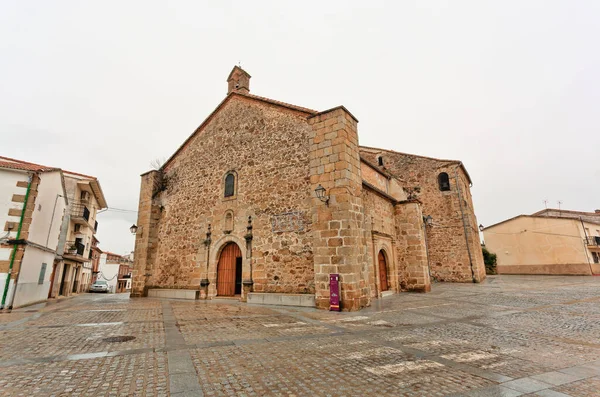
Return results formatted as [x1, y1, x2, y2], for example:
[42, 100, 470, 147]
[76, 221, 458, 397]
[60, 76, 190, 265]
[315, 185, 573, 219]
[0, 275, 599, 396]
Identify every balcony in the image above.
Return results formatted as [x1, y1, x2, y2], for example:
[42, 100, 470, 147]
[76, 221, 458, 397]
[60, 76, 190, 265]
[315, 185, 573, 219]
[71, 203, 90, 223]
[585, 236, 600, 247]
[63, 240, 87, 262]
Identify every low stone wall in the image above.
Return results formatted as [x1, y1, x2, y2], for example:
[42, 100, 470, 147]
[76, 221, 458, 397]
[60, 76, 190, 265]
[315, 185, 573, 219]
[497, 263, 592, 276]
[247, 293, 315, 307]
[148, 289, 199, 300]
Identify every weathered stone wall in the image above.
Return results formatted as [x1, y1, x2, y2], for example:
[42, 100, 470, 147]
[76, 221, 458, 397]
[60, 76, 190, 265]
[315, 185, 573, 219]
[308, 107, 370, 311]
[394, 201, 431, 292]
[142, 95, 315, 296]
[362, 187, 398, 296]
[360, 148, 485, 283]
[131, 170, 161, 297]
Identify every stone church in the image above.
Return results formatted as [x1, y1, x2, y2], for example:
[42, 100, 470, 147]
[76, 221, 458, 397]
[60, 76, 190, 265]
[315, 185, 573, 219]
[131, 66, 485, 311]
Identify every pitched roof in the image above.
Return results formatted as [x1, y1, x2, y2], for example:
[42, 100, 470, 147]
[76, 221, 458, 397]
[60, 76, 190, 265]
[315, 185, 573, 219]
[532, 208, 600, 217]
[0, 156, 58, 172]
[162, 91, 317, 171]
[359, 146, 473, 185]
[483, 214, 600, 230]
[0, 155, 99, 179]
[243, 92, 317, 115]
[0, 156, 107, 209]
[227, 65, 251, 80]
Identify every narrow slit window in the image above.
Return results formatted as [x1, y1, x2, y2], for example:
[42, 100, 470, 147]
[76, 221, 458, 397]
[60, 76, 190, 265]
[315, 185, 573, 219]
[224, 173, 235, 197]
[377, 156, 384, 166]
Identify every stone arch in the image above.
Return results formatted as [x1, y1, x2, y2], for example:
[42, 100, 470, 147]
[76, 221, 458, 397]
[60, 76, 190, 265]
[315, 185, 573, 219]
[438, 172, 451, 191]
[377, 249, 390, 292]
[216, 242, 242, 296]
[373, 238, 397, 295]
[223, 210, 234, 232]
[208, 234, 250, 298]
[223, 170, 238, 198]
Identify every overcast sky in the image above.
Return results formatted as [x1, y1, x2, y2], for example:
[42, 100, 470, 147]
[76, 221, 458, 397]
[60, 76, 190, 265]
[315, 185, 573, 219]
[1, 1, 599, 255]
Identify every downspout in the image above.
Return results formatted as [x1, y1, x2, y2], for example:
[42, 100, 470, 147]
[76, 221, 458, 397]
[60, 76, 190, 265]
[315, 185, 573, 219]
[422, 220, 432, 279]
[454, 168, 476, 283]
[580, 217, 594, 275]
[46, 194, 64, 248]
[1, 174, 33, 309]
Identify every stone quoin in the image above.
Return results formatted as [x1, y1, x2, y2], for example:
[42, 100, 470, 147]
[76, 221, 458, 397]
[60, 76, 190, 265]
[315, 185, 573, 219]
[131, 66, 485, 311]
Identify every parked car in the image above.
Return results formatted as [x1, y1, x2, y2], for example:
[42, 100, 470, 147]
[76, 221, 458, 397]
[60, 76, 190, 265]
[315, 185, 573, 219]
[90, 280, 109, 293]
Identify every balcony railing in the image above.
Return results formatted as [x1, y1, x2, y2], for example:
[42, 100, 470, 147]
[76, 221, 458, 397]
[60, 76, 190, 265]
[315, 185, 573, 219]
[585, 236, 600, 247]
[71, 203, 90, 223]
[65, 240, 85, 256]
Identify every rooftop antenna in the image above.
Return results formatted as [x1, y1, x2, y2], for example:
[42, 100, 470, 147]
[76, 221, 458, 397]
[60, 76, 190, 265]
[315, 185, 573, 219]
[543, 199, 548, 209]
[557, 200, 563, 211]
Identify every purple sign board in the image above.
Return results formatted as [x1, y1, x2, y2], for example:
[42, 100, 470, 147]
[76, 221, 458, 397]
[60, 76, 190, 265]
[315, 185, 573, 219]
[329, 273, 340, 311]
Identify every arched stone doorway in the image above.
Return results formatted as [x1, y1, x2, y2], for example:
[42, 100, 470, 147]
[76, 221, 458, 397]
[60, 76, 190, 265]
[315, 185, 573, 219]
[378, 250, 389, 292]
[217, 242, 243, 296]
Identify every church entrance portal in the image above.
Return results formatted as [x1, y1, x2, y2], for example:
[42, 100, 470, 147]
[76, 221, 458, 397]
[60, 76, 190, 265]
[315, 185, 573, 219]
[378, 250, 389, 292]
[216, 242, 243, 296]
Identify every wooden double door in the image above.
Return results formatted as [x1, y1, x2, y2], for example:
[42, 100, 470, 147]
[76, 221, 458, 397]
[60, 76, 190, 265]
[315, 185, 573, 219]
[216, 243, 243, 296]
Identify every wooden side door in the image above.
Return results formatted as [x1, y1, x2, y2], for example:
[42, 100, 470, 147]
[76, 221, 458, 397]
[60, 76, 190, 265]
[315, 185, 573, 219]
[217, 243, 242, 296]
[378, 251, 388, 292]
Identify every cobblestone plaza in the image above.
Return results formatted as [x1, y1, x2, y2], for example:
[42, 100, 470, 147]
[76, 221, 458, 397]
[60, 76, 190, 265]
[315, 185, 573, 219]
[1, 275, 600, 396]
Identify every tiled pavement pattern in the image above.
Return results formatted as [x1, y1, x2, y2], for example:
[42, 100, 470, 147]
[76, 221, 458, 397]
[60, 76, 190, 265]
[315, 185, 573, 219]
[0, 276, 599, 396]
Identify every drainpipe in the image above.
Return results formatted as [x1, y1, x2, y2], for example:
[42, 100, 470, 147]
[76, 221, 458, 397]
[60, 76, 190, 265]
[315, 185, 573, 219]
[422, 219, 432, 280]
[1, 174, 32, 309]
[46, 194, 64, 248]
[580, 217, 594, 275]
[454, 168, 476, 283]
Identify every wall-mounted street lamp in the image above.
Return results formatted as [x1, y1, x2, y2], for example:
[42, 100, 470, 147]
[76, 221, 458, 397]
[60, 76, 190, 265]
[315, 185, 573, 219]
[479, 224, 484, 232]
[130, 224, 142, 236]
[423, 215, 433, 226]
[314, 184, 329, 206]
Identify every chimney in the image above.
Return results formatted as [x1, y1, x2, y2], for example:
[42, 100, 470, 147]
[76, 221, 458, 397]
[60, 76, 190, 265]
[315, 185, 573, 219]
[227, 66, 251, 95]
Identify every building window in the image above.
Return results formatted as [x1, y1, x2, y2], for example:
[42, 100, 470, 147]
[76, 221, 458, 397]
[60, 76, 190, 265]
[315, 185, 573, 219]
[593, 252, 599, 264]
[224, 173, 235, 197]
[377, 156, 384, 166]
[438, 172, 451, 191]
[224, 210, 234, 232]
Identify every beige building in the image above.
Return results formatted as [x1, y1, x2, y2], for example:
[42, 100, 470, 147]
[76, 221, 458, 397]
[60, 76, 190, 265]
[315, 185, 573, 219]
[51, 171, 107, 298]
[132, 66, 485, 311]
[483, 208, 600, 275]
[0, 157, 68, 309]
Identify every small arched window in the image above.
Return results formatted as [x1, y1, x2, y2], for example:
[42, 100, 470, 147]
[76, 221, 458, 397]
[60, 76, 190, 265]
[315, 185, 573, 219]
[377, 156, 384, 166]
[438, 172, 451, 191]
[224, 173, 235, 197]
[224, 211, 234, 232]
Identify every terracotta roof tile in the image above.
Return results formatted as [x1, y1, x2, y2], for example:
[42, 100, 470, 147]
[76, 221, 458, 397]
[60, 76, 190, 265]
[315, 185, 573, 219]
[0, 156, 57, 172]
[0, 155, 97, 179]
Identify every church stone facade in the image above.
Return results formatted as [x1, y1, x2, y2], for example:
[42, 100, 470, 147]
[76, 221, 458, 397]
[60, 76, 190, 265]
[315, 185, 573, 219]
[131, 66, 485, 311]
